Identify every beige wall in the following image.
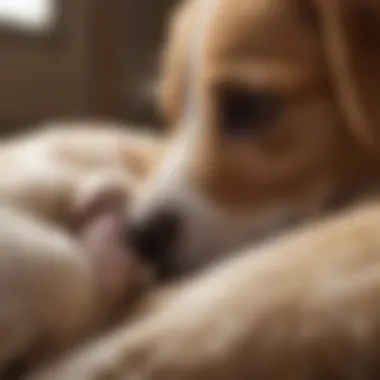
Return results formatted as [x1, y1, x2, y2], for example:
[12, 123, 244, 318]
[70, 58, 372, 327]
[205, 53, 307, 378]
[0, 0, 91, 130]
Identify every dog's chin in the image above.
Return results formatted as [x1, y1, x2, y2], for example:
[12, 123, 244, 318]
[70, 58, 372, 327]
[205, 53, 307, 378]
[158, 202, 307, 279]
[133, 139, 333, 279]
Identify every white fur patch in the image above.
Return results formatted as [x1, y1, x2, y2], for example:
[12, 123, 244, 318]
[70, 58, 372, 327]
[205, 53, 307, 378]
[132, 131, 302, 274]
[131, 0, 305, 274]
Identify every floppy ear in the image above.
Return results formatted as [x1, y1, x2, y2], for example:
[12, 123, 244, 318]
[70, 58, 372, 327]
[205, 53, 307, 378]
[315, 0, 380, 146]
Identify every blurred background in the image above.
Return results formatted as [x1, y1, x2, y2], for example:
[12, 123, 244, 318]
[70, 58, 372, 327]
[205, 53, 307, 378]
[0, 0, 177, 135]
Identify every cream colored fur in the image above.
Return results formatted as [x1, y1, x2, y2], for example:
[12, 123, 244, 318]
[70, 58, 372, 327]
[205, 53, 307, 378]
[4, 0, 380, 378]
[0, 121, 163, 375]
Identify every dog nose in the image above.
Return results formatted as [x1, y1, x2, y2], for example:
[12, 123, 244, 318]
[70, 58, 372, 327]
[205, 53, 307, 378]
[127, 210, 181, 267]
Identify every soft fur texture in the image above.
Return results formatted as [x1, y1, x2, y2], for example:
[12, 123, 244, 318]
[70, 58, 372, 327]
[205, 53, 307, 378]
[27, 199, 380, 379]
[135, 0, 380, 275]
[0, 121, 164, 375]
[7, 0, 380, 378]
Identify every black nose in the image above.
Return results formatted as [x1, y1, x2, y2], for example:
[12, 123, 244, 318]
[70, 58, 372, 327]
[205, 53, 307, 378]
[127, 211, 181, 267]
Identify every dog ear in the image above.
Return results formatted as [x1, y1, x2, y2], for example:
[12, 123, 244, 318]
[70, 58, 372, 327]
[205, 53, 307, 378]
[315, 0, 380, 147]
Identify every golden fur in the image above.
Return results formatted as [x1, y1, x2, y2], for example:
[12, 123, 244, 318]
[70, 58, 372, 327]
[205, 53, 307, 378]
[5, 0, 380, 378]
[126, 0, 380, 276]
[29, 198, 380, 379]
[146, 0, 380, 273]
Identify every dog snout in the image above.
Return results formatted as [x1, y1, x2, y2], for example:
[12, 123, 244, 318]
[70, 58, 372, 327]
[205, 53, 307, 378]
[127, 210, 181, 272]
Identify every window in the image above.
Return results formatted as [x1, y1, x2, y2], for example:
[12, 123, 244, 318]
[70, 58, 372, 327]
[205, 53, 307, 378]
[0, 0, 57, 33]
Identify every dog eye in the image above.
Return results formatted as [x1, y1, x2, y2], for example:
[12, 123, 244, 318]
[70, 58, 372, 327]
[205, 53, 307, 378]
[219, 88, 282, 136]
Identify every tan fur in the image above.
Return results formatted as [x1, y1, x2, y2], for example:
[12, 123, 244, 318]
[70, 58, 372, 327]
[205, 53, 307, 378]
[29, 198, 380, 379]
[132, 0, 380, 276]
[11, 0, 380, 379]
[161, 0, 380, 210]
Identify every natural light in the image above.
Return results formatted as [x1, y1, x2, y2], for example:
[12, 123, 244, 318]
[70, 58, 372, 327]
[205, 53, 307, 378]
[0, 0, 55, 32]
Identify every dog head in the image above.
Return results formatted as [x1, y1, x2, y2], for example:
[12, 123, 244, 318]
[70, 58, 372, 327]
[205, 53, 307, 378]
[130, 0, 380, 277]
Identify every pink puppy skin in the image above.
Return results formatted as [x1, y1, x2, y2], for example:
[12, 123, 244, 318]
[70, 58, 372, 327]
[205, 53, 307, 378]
[75, 183, 150, 324]
[80, 211, 139, 312]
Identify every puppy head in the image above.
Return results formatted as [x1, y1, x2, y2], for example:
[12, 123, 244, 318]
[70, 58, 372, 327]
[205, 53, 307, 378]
[131, 0, 380, 276]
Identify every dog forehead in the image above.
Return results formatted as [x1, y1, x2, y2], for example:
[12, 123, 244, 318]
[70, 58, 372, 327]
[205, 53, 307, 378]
[183, 0, 320, 122]
[186, 0, 297, 84]
[202, 0, 317, 61]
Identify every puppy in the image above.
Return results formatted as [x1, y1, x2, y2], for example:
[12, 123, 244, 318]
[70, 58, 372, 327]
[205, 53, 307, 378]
[28, 0, 380, 379]
[0, 121, 164, 374]
[130, 0, 380, 276]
